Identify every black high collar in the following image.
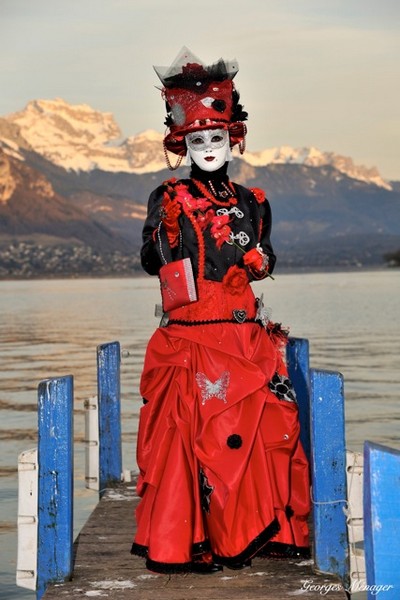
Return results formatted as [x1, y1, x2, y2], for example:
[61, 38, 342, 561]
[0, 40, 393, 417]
[189, 161, 230, 184]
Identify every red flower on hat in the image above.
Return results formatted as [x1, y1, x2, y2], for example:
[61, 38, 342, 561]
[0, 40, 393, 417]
[182, 63, 208, 79]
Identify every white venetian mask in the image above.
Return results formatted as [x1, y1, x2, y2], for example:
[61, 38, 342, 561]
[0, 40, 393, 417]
[185, 128, 231, 172]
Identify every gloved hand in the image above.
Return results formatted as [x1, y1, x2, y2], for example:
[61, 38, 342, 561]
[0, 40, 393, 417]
[160, 193, 181, 247]
[243, 245, 269, 273]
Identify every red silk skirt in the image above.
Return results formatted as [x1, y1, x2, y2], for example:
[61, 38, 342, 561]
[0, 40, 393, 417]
[133, 284, 310, 569]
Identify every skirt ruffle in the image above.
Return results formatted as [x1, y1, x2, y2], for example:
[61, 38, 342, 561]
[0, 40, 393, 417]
[133, 287, 310, 568]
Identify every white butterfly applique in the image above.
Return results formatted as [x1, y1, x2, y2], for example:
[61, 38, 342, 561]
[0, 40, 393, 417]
[196, 371, 230, 406]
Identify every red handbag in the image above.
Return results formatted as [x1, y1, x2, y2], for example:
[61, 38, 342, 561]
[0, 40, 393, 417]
[159, 258, 197, 312]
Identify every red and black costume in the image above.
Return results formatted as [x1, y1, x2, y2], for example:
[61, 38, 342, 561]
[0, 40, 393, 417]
[131, 47, 310, 574]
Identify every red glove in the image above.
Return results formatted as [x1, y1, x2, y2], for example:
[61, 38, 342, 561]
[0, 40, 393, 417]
[243, 246, 269, 272]
[161, 193, 181, 247]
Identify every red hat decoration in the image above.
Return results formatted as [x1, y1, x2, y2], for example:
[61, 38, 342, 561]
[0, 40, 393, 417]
[154, 47, 247, 165]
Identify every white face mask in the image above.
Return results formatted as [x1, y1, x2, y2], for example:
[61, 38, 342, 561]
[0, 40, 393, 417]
[185, 128, 231, 172]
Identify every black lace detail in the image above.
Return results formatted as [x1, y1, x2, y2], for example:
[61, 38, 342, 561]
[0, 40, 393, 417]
[192, 540, 211, 556]
[146, 557, 193, 574]
[132, 540, 211, 561]
[130, 542, 148, 557]
[267, 321, 289, 339]
[231, 89, 248, 122]
[168, 318, 261, 327]
[212, 518, 280, 567]
[268, 373, 297, 403]
[257, 541, 311, 560]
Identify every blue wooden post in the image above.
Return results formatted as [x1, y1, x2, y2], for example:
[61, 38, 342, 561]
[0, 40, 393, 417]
[36, 376, 74, 600]
[287, 337, 310, 462]
[364, 441, 400, 599]
[97, 341, 122, 495]
[310, 369, 349, 587]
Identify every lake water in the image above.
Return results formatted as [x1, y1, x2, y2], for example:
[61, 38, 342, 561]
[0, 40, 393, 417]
[1, 270, 399, 599]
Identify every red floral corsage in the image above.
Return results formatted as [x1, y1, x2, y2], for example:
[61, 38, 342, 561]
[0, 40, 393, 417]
[210, 214, 232, 249]
[171, 183, 213, 215]
[197, 208, 214, 230]
[222, 265, 249, 295]
[173, 183, 194, 205]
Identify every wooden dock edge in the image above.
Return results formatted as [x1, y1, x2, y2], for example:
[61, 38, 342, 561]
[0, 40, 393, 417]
[42, 483, 348, 600]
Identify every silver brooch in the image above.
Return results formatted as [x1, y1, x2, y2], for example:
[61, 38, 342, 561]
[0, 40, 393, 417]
[255, 294, 271, 328]
[227, 231, 250, 247]
[232, 309, 247, 323]
[216, 207, 244, 219]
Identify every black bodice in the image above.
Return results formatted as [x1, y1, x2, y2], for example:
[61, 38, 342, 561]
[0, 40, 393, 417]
[141, 170, 276, 282]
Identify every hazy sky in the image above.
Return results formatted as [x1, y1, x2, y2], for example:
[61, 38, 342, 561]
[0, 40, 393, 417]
[1, 0, 399, 179]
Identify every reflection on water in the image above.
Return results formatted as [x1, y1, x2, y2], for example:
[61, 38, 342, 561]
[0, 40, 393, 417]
[1, 271, 399, 598]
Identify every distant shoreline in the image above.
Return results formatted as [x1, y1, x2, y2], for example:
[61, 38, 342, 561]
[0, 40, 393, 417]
[0, 264, 395, 283]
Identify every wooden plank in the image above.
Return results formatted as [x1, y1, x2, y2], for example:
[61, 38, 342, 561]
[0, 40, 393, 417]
[364, 441, 400, 599]
[37, 376, 74, 600]
[309, 369, 349, 586]
[97, 341, 122, 494]
[43, 484, 347, 599]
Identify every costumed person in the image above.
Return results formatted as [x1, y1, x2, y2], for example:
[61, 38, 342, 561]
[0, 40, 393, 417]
[131, 47, 310, 574]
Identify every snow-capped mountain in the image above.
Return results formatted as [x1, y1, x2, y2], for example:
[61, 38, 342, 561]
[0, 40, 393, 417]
[0, 99, 166, 174]
[0, 98, 392, 189]
[242, 146, 391, 190]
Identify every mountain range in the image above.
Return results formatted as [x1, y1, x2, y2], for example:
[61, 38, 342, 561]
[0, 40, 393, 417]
[0, 98, 399, 277]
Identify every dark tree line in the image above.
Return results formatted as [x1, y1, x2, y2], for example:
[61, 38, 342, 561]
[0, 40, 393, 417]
[384, 249, 400, 266]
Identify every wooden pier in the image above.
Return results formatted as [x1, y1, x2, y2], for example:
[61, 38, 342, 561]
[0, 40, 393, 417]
[17, 339, 400, 599]
[42, 483, 347, 600]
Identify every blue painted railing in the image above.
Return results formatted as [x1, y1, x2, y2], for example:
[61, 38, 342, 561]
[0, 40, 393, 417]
[97, 341, 122, 494]
[309, 369, 349, 587]
[36, 376, 74, 600]
[24, 337, 399, 597]
[287, 340, 349, 586]
[364, 441, 400, 599]
[34, 341, 122, 599]
[287, 337, 311, 462]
